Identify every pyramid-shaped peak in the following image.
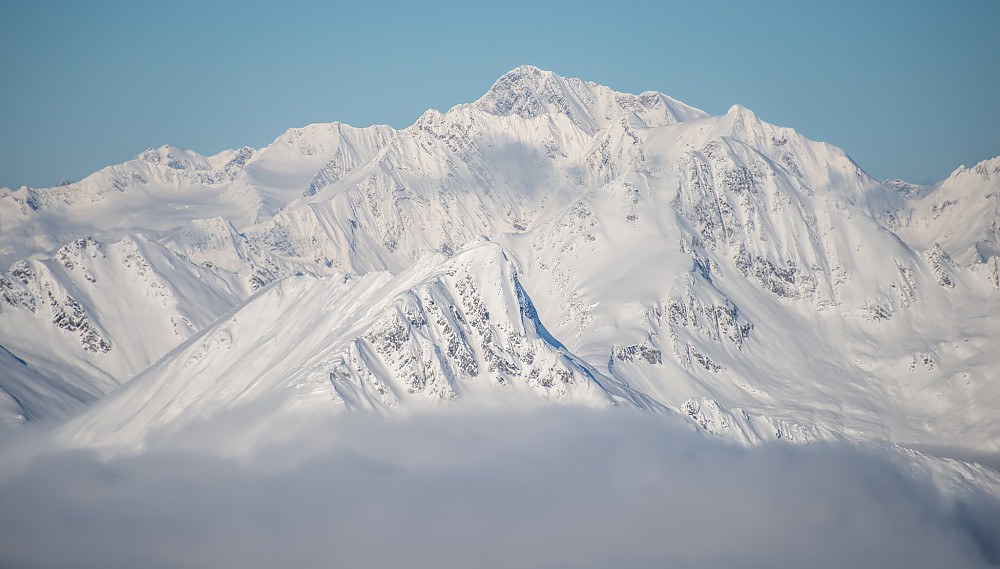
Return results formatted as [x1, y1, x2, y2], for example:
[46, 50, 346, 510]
[475, 66, 705, 130]
[475, 65, 579, 119]
[726, 104, 755, 118]
[502, 64, 550, 80]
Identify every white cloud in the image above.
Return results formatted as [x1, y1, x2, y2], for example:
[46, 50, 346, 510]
[1, 407, 997, 569]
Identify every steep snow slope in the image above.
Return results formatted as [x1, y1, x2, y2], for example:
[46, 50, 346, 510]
[0, 235, 248, 423]
[223, 65, 708, 277]
[2, 66, 998, 463]
[884, 156, 1000, 268]
[60, 240, 659, 451]
[501, 103, 1000, 450]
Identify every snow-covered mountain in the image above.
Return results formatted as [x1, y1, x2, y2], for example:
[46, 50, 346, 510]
[61, 239, 667, 452]
[0, 234, 249, 424]
[2, 66, 998, 466]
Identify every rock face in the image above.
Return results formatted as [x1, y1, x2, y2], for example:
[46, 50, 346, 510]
[1, 66, 998, 456]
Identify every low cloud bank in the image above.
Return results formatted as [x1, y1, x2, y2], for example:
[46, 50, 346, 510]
[1, 407, 998, 569]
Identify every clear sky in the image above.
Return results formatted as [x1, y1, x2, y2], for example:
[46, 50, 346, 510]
[1, 0, 997, 189]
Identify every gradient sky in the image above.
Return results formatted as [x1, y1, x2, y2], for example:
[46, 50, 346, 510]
[1, 0, 997, 189]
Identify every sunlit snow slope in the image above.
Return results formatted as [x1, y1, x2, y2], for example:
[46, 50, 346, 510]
[1, 66, 997, 459]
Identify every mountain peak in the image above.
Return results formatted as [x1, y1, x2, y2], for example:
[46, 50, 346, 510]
[135, 145, 210, 170]
[474, 66, 705, 131]
[474, 65, 567, 119]
[503, 64, 548, 80]
[726, 104, 754, 117]
[948, 155, 1000, 183]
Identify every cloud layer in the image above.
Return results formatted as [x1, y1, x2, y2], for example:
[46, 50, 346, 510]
[1, 407, 998, 569]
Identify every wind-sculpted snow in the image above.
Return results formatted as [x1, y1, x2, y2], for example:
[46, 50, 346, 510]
[1, 66, 998, 470]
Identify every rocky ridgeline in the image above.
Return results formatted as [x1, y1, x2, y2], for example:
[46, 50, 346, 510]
[2, 256, 112, 354]
[325, 242, 647, 413]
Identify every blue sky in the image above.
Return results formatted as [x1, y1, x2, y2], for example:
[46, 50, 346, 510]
[1, 0, 997, 188]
